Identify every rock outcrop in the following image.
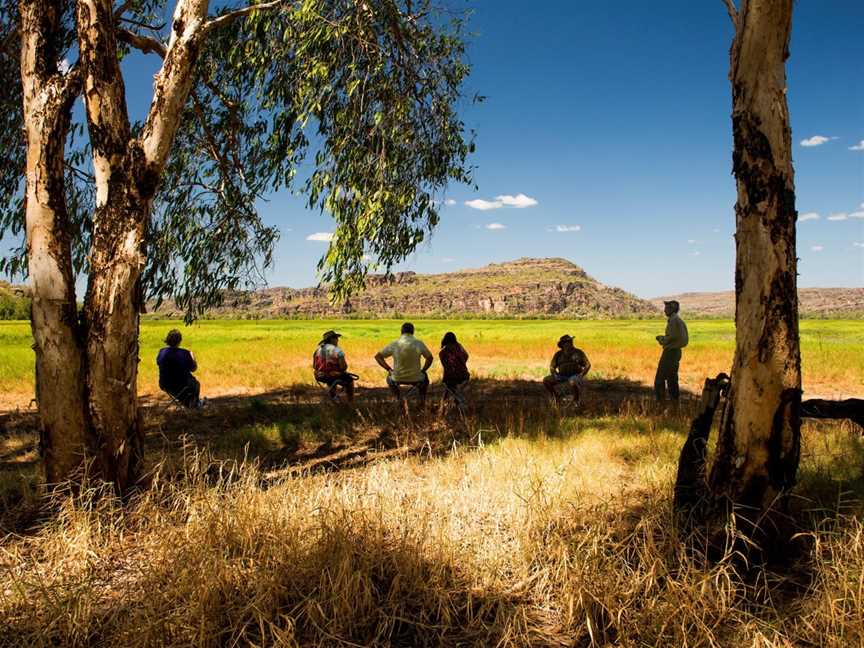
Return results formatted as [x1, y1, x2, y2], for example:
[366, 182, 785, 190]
[151, 258, 660, 319]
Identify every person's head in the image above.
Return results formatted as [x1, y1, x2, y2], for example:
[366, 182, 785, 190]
[664, 300, 680, 317]
[165, 329, 182, 347]
[401, 322, 414, 335]
[320, 330, 342, 346]
[557, 334, 574, 350]
[441, 331, 457, 347]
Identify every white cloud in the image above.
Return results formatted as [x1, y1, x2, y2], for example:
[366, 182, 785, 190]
[800, 135, 833, 147]
[853, 242, 864, 248]
[711, 228, 721, 233]
[548, 225, 581, 232]
[465, 199, 503, 211]
[687, 239, 699, 244]
[497, 193, 538, 208]
[811, 245, 824, 252]
[306, 232, 333, 242]
[441, 257, 456, 263]
[827, 213, 848, 221]
[849, 211, 864, 219]
[465, 193, 538, 210]
[485, 223, 507, 230]
[688, 251, 701, 257]
[58, 58, 71, 74]
[444, 199, 457, 206]
[798, 212, 820, 222]
[849, 141, 864, 151]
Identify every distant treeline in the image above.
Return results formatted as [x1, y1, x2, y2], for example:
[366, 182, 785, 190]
[0, 289, 30, 320]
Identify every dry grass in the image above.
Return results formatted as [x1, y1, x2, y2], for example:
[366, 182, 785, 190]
[1, 410, 862, 647]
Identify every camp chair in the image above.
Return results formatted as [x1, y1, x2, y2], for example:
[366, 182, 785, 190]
[162, 385, 194, 412]
[317, 373, 359, 404]
[440, 380, 469, 417]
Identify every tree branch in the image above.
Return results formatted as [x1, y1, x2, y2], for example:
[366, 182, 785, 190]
[722, 0, 738, 30]
[202, 0, 286, 34]
[802, 398, 864, 431]
[117, 28, 166, 58]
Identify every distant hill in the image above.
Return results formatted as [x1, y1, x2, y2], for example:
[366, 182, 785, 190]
[652, 288, 864, 319]
[151, 257, 661, 319]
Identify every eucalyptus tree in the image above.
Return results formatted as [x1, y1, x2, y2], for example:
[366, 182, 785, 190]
[674, 0, 799, 541]
[710, 0, 800, 526]
[1, 0, 473, 491]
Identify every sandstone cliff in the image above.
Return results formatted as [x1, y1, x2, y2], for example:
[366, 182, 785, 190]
[151, 257, 660, 319]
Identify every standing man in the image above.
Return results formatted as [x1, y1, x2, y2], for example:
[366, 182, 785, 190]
[655, 300, 689, 402]
[375, 322, 434, 406]
[313, 330, 355, 403]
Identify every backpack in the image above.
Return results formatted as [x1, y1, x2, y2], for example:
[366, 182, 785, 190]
[314, 344, 341, 375]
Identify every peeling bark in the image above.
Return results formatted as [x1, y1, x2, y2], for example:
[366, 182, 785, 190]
[19, 0, 90, 485]
[17, 0, 213, 492]
[708, 0, 801, 526]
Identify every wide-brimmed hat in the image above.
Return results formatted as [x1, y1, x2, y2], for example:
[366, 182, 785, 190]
[320, 330, 342, 344]
[557, 334, 574, 348]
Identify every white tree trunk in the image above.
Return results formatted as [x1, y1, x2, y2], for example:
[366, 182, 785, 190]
[709, 0, 801, 520]
[19, 0, 91, 485]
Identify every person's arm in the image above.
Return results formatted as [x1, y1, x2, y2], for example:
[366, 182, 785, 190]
[188, 351, 198, 373]
[375, 346, 393, 373]
[459, 345, 469, 362]
[337, 348, 348, 372]
[581, 352, 591, 376]
[420, 344, 433, 373]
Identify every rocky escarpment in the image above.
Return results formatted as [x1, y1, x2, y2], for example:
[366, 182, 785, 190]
[151, 258, 660, 319]
[652, 287, 864, 318]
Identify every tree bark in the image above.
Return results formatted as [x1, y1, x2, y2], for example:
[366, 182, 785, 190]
[19, 0, 91, 485]
[73, 0, 209, 490]
[708, 0, 801, 525]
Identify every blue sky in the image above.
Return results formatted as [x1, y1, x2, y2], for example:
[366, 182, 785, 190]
[8, 1, 864, 297]
[263, 1, 864, 296]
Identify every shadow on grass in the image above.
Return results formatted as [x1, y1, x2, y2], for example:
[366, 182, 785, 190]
[0, 507, 539, 648]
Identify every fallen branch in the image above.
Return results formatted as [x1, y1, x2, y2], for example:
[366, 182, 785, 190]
[802, 398, 864, 431]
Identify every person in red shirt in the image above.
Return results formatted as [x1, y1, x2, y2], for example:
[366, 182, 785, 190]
[438, 331, 469, 396]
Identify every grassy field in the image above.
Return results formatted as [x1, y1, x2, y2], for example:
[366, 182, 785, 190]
[1, 319, 863, 646]
[1, 318, 862, 408]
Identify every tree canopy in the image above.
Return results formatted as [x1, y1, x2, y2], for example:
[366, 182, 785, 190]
[1, 0, 475, 319]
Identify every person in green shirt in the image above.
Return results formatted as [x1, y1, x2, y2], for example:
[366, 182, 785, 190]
[654, 300, 689, 401]
[375, 322, 434, 405]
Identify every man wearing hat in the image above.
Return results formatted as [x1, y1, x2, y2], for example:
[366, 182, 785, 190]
[654, 300, 688, 402]
[313, 330, 355, 403]
[543, 334, 591, 406]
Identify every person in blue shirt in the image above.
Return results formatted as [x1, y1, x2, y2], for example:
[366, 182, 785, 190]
[156, 329, 203, 408]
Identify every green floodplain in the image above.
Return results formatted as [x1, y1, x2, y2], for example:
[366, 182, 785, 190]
[1, 319, 861, 401]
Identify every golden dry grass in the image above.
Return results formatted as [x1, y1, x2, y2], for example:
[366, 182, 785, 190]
[1, 412, 862, 647]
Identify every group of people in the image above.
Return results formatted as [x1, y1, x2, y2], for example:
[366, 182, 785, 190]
[156, 301, 689, 409]
[313, 322, 470, 406]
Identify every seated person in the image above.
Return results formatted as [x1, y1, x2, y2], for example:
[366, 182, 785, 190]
[157, 329, 203, 408]
[439, 331, 470, 395]
[313, 330, 354, 403]
[543, 334, 591, 405]
[375, 322, 433, 405]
